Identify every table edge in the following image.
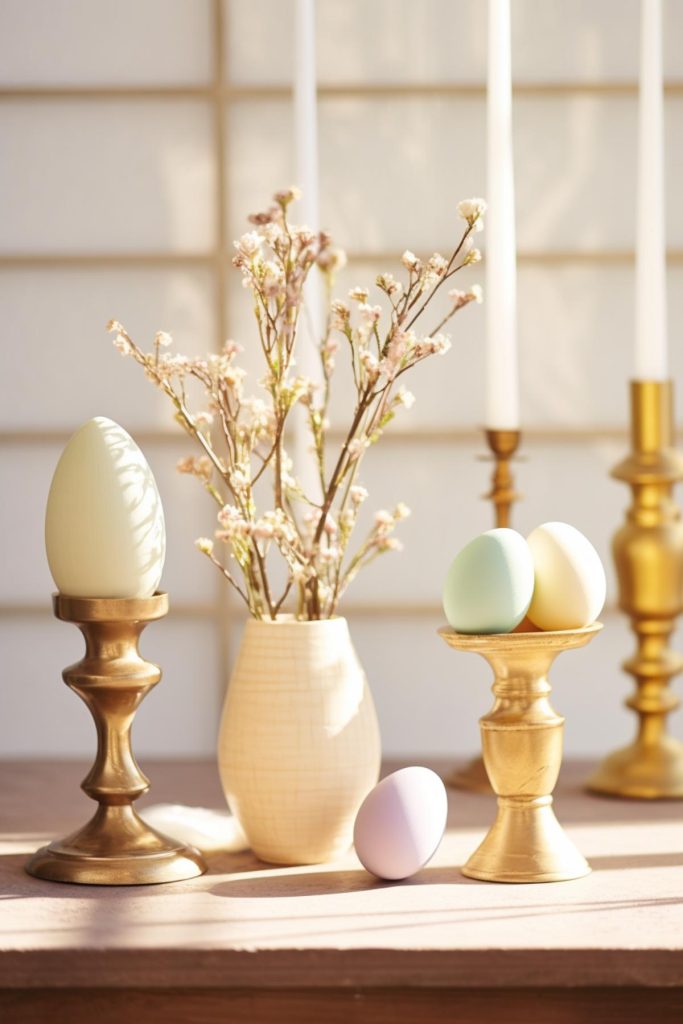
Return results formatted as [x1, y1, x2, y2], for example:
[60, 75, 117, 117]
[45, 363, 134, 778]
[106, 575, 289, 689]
[1, 947, 682, 991]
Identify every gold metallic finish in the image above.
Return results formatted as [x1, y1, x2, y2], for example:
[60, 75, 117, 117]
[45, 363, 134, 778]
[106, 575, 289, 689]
[588, 380, 683, 799]
[446, 427, 523, 793]
[26, 593, 206, 885]
[482, 427, 522, 529]
[440, 623, 602, 882]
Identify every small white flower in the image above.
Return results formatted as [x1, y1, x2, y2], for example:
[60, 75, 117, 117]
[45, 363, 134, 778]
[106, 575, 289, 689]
[263, 222, 284, 246]
[251, 520, 275, 540]
[112, 333, 132, 356]
[234, 231, 261, 258]
[347, 438, 367, 459]
[348, 286, 369, 303]
[155, 331, 173, 348]
[177, 455, 212, 480]
[378, 536, 403, 552]
[401, 250, 420, 273]
[230, 467, 251, 492]
[465, 247, 482, 265]
[358, 303, 382, 324]
[360, 349, 380, 383]
[331, 299, 350, 329]
[396, 388, 416, 409]
[430, 333, 452, 355]
[195, 537, 214, 555]
[274, 185, 302, 204]
[376, 272, 403, 296]
[427, 253, 448, 277]
[350, 485, 368, 505]
[194, 411, 214, 427]
[469, 284, 483, 303]
[457, 198, 487, 222]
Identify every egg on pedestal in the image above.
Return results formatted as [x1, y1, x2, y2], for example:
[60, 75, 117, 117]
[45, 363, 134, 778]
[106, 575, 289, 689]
[45, 417, 165, 598]
[442, 528, 535, 634]
[526, 522, 606, 631]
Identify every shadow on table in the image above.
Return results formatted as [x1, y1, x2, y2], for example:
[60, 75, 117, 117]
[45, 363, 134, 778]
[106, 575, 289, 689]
[210, 864, 472, 898]
[590, 851, 683, 871]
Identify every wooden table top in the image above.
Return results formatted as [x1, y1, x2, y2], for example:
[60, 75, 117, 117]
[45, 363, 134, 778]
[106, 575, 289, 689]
[1, 759, 682, 994]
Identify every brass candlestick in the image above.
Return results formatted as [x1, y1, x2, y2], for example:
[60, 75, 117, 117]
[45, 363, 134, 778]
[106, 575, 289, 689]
[440, 623, 601, 882]
[26, 593, 206, 885]
[482, 427, 522, 528]
[588, 380, 683, 798]
[447, 427, 523, 792]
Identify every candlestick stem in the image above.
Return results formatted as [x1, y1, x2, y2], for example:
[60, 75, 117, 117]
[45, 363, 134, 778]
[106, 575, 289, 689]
[26, 593, 206, 884]
[445, 427, 523, 794]
[483, 427, 522, 528]
[588, 380, 683, 798]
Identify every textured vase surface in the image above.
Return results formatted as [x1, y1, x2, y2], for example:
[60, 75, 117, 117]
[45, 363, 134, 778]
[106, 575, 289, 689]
[218, 616, 381, 865]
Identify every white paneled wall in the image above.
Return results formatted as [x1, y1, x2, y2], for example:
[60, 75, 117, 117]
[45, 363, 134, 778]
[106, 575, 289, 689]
[2, 0, 683, 761]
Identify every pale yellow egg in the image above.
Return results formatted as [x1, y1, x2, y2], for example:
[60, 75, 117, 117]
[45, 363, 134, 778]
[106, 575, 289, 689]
[45, 417, 165, 598]
[527, 522, 606, 631]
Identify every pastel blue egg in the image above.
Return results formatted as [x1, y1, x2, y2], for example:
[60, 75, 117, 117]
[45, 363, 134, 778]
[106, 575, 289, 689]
[442, 528, 535, 634]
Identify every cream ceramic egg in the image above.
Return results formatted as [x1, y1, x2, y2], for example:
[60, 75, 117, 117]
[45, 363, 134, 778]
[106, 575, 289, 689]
[45, 417, 166, 598]
[353, 767, 448, 881]
[527, 521, 606, 631]
[442, 528, 535, 634]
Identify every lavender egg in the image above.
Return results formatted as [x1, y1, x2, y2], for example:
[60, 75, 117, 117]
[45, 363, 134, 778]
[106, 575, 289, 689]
[353, 767, 448, 881]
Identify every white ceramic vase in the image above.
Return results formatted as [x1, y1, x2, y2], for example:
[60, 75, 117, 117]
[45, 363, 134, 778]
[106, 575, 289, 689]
[218, 616, 381, 865]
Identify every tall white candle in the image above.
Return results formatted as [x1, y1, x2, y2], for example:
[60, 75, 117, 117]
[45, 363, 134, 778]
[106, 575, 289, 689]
[485, 0, 519, 430]
[294, 0, 324, 499]
[635, 0, 668, 380]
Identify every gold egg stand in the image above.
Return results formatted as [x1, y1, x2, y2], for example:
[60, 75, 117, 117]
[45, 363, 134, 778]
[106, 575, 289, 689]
[26, 593, 206, 886]
[440, 623, 601, 883]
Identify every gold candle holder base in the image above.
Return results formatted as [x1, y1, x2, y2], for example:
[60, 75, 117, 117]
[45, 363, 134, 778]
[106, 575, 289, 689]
[440, 624, 602, 883]
[446, 427, 522, 794]
[587, 380, 683, 800]
[26, 593, 207, 886]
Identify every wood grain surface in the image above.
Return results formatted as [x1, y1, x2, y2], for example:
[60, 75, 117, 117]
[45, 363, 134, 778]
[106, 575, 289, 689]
[1, 759, 682, 1021]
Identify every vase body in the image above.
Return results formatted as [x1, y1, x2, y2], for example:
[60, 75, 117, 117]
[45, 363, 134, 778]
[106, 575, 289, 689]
[218, 616, 381, 865]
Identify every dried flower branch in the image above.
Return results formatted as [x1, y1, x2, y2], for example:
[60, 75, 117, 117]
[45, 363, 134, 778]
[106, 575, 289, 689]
[107, 189, 484, 620]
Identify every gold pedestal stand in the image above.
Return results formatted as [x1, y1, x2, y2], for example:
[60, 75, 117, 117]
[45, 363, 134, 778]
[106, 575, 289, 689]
[26, 593, 207, 885]
[588, 380, 683, 799]
[446, 428, 522, 792]
[440, 624, 601, 882]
